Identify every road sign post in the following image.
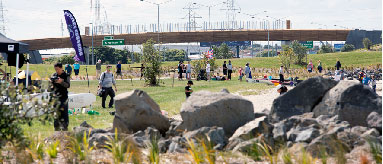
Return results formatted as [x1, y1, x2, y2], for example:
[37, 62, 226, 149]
[300, 41, 313, 48]
[102, 39, 125, 46]
[104, 36, 114, 40]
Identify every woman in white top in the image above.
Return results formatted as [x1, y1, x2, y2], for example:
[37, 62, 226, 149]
[228, 60, 233, 80]
[186, 61, 192, 80]
[206, 61, 211, 81]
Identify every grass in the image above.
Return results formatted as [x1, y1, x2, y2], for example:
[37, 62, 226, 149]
[3, 51, 381, 78]
[22, 78, 272, 139]
[105, 128, 136, 164]
[46, 140, 60, 160]
[66, 129, 93, 162]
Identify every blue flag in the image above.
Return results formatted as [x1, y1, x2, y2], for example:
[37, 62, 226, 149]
[63, 10, 86, 62]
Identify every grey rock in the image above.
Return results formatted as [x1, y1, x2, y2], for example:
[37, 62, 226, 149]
[337, 131, 362, 149]
[113, 89, 170, 134]
[350, 126, 368, 134]
[229, 116, 272, 142]
[254, 109, 269, 118]
[270, 76, 338, 122]
[221, 88, 230, 93]
[225, 138, 244, 151]
[180, 90, 255, 135]
[306, 133, 349, 157]
[313, 81, 382, 127]
[361, 129, 380, 138]
[168, 136, 187, 153]
[80, 121, 93, 128]
[158, 139, 171, 153]
[287, 126, 309, 141]
[366, 112, 382, 134]
[327, 121, 350, 135]
[144, 127, 162, 141]
[272, 121, 288, 143]
[295, 128, 320, 143]
[166, 119, 183, 137]
[183, 127, 226, 150]
[232, 138, 260, 153]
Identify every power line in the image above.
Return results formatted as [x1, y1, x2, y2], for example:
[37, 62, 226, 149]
[0, 0, 6, 35]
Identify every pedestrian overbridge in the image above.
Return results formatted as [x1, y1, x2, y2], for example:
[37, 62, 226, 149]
[20, 29, 351, 50]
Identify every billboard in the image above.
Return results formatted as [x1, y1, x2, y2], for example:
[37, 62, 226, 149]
[334, 44, 345, 50]
[200, 41, 251, 47]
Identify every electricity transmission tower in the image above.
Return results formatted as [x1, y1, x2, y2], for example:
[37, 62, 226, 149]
[0, 0, 6, 35]
[182, 3, 202, 32]
[221, 0, 240, 30]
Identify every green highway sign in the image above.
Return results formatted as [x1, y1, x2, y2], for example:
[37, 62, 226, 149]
[104, 36, 114, 40]
[102, 39, 125, 46]
[300, 41, 313, 48]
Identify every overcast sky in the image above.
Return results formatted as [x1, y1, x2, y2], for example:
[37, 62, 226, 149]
[3, 0, 382, 40]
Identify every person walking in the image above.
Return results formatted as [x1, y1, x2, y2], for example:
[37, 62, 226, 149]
[279, 65, 284, 83]
[116, 61, 123, 80]
[223, 61, 228, 79]
[206, 61, 211, 81]
[50, 63, 70, 131]
[245, 63, 250, 79]
[228, 60, 233, 80]
[317, 60, 323, 73]
[96, 59, 102, 80]
[73, 61, 80, 80]
[335, 59, 342, 70]
[186, 61, 191, 80]
[307, 60, 313, 73]
[99, 65, 117, 108]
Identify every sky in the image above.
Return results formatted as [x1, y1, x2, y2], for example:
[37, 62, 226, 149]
[2, 0, 382, 40]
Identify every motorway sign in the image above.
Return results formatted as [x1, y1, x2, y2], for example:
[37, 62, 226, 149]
[104, 36, 114, 40]
[102, 39, 125, 46]
[300, 41, 313, 48]
[200, 41, 251, 47]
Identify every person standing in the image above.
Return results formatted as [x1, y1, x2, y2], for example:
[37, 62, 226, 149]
[279, 66, 284, 83]
[223, 61, 228, 79]
[245, 63, 250, 79]
[206, 61, 211, 81]
[116, 61, 123, 80]
[73, 61, 80, 80]
[185, 80, 193, 98]
[238, 67, 243, 82]
[178, 61, 183, 81]
[186, 61, 192, 80]
[65, 64, 72, 76]
[335, 59, 341, 70]
[227, 60, 233, 80]
[140, 63, 145, 80]
[96, 59, 102, 80]
[307, 60, 313, 73]
[317, 60, 323, 73]
[50, 63, 70, 131]
[99, 65, 118, 108]
[362, 74, 371, 86]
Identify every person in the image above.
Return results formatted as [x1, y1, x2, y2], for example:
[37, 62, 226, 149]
[65, 64, 72, 76]
[116, 61, 123, 80]
[186, 61, 191, 80]
[178, 61, 183, 81]
[206, 61, 211, 81]
[96, 59, 102, 80]
[307, 60, 313, 73]
[358, 71, 365, 83]
[276, 84, 288, 95]
[279, 66, 284, 83]
[215, 73, 222, 80]
[73, 61, 80, 80]
[140, 63, 145, 80]
[362, 74, 370, 86]
[50, 63, 70, 131]
[371, 75, 377, 93]
[335, 59, 341, 70]
[223, 61, 228, 78]
[227, 60, 233, 80]
[185, 80, 193, 98]
[238, 67, 243, 82]
[99, 65, 118, 108]
[245, 63, 250, 79]
[317, 60, 323, 73]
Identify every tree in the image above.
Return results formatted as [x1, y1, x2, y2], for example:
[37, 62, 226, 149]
[218, 43, 233, 59]
[318, 44, 333, 54]
[59, 54, 75, 64]
[340, 44, 355, 52]
[91, 46, 133, 64]
[142, 39, 162, 86]
[162, 48, 186, 61]
[363, 38, 372, 50]
[291, 40, 307, 65]
[279, 45, 294, 74]
[191, 55, 217, 77]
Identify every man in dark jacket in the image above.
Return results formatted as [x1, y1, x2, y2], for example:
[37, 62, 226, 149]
[335, 59, 341, 70]
[50, 63, 70, 131]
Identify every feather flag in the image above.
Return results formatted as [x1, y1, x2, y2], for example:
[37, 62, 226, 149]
[206, 49, 214, 59]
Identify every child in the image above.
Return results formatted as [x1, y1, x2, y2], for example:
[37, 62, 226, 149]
[185, 80, 193, 98]
[239, 67, 243, 81]
[371, 75, 377, 93]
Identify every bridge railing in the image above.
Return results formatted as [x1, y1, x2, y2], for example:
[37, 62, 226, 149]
[89, 20, 287, 35]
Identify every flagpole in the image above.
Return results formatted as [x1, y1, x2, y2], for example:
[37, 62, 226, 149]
[86, 65, 89, 93]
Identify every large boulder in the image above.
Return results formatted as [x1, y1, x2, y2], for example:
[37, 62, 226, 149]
[270, 76, 337, 122]
[179, 91, 255, 135]
[313, 81, 382, 127]
[113, 90, 170, 134]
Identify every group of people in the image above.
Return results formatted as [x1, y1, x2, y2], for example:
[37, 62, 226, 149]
[178, 61, 192, 80]
[64, 61, 81, 80]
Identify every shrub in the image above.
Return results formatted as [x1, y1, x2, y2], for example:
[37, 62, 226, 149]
[142, 39, 162, 86]
[105, 128, 138, 164]
[363, 38, 373, 50]
[340, 44, 355, 52]
[291, 40, 307, 65]
[319, 44, 333, 54]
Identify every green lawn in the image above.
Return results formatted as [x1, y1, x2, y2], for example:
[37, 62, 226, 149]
[3, 51, 381, 79]
[23, 78, 273, 138]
